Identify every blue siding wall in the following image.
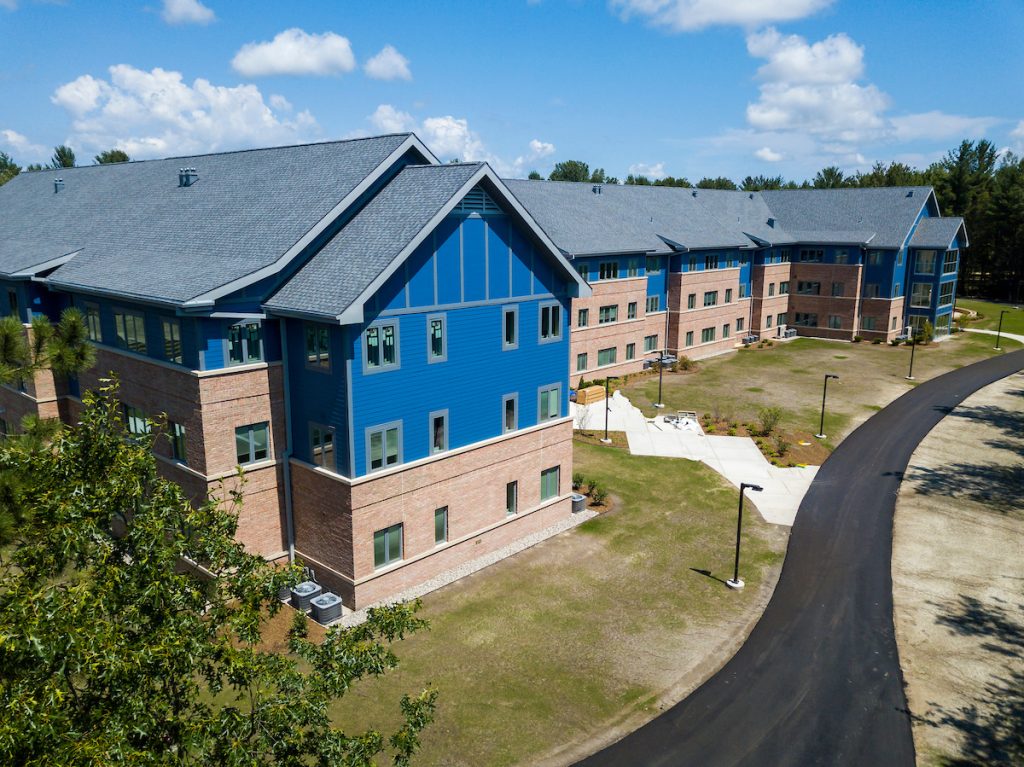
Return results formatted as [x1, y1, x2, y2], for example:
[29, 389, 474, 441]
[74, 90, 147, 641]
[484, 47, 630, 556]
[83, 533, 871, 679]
[645, 255, 667, 298]
[862, 249, 895, 298]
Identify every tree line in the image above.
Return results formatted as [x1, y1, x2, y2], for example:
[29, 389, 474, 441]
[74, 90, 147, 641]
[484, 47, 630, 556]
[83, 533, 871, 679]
[0, 144, 129, 186]
[538, 141, 1024, 300]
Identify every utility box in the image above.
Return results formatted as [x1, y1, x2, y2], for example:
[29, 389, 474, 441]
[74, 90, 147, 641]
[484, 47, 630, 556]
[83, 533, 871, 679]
[310, 592, 343, 624]
[290, 581, 322, 612]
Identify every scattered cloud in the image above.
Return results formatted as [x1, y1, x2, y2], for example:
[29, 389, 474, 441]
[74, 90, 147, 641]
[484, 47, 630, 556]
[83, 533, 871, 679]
[51, 65, 317, 159]
[755, 146, 783, 162]
[611, 0, 832, 32]
[628, 161, 667, 179]
[1012, 120, 1024, 139]
[0, 0, 18, 11]
[369, 104, 417, 133]
[364, 45, 412, 81]
[268, 94, 292, 112]
[231, 28, 355, 77]
[890, 111, 1000, 142]
[420, 115, 488, 161]
[0, 128, 47, 161]
[513, 139, 556, 174]
[161, 0, 214, 25]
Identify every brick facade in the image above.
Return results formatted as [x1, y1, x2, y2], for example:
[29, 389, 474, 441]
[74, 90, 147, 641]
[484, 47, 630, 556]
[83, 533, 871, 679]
[668, 270, 748, 359]
[569, 277, 654, 379]
[787, 263, 865, 341]
[751, 263, 794, 337]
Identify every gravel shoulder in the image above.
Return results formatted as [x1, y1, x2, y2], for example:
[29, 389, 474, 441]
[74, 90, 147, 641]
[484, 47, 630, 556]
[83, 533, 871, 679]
[893, 370, 1024, 766]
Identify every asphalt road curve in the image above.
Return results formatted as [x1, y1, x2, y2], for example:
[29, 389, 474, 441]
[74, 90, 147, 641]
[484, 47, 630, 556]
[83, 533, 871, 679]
[577, 348, 1024, 767]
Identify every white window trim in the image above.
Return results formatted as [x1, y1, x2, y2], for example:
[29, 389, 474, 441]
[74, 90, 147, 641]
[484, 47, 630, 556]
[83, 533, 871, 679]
[426, 312, 447, 364]
[502, 305, 519, 351]
[429, 409, 449, 455]
[538, 300, 563, 345]
[365, 420, 403, 474]
[502, 392, 518, 434]
[537, 383, 561, 423]
[363, 320, 401, 374]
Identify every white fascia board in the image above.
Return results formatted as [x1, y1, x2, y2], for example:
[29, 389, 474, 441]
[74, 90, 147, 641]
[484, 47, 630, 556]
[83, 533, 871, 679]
[12, 250, 81, 278]
[182, 135, 435, 308]
[955, 219, 969, 249]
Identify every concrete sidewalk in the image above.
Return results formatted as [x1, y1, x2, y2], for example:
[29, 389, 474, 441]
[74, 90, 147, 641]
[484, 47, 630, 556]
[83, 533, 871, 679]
[572, 391, 817, 526]
[964, 327, 1024, 345]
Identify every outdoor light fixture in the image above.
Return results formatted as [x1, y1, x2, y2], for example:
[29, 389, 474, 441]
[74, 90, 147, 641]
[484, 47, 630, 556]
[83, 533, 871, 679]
[906, 338, 917, 381]
[994, 309, 1011, 351]
[600, 376, 620, 444]
[816, 373, 839, 439]
[726, 483, 764, 590]
[655, 349, 666, 409]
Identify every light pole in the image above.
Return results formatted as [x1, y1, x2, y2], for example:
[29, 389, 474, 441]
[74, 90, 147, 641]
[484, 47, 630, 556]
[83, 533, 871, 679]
[815, 373, 839, 439]
[994, 309, 1009, 351]
[726, 482, 763, 590]
[600, 376, 620, 444]
[654, 349, 666, 409]
[905, 339, 917, 381]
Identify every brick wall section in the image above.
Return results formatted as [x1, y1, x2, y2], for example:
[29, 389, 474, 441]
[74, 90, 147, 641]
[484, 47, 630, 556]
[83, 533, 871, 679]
[788, 264, 865, 341]
[569, 277, 652, 380]
[751, 264, 794, 337]
[860, 297, 906, 341]
[668, 271, 747, 359]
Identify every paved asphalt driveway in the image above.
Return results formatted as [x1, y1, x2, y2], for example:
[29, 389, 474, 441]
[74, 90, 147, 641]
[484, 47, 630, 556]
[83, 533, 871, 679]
[577, 349, 1024, 767]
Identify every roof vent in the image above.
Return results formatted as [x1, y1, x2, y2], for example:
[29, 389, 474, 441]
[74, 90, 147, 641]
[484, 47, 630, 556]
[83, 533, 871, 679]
[905, 190, 914, 197]
[178, 167, 199, 187]
[749, 193, 754, 199]
[454, 185, 501, 214]
[592, 184, 602, 195]
[54, 178, 64, 193]
[767, 217, 776, 228]
[691, 190, 698, 197]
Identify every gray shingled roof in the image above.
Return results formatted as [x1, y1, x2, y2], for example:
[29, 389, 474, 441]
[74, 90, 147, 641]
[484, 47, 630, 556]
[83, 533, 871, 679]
[909, 216, 966, 249]
[504, 180, 750, 255]
[687, 188, 796, 245]
[0, 134, 414, 303]
[265, 163, 483, 318]
[760, 187, 934, 249]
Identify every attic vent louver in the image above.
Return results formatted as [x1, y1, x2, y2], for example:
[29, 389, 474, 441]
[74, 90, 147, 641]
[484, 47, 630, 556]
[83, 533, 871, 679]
[454, 185, 501, 214]
[178, 167, 199, 187]
[592, 184, 602, 195]
[54, 178, 64, 193]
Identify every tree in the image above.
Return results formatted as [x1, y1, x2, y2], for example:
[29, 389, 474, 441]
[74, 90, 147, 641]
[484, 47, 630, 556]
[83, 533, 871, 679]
[589, 168, 607, 184]
[527, 170, 542, 180]
[654, 176, 691, 188]
[0, 308, 94, 389]
[49, 144, 76, 169]
[0, 152, 19, 187]
[548, 160, 590, 182]
[94, 148, 130, 164]
[741, 174, 784, 191]
[0, 381, 437, 764]
[696, 176, 738, 190]
[813, 166, 851, 189]
[624, 174, 651, 186]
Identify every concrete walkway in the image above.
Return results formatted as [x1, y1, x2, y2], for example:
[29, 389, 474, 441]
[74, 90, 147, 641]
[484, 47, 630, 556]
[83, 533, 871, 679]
[572, 391, 817, 526]
[964, 326, 1024, 345]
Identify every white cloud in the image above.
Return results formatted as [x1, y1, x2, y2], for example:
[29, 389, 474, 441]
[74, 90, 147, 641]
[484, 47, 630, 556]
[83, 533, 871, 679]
[369, 104, 417, 133]
[755, 146, 783, 162]
[161, 0, 214, 25]
[268, 94, 292, 111]
[611, 0, 832, 32]
[0, 0, 18, 11]
[628, 161, 667, 179]
[890, 111, 1000, 142]
[364, 45, 412, 81]
[0, 128, 47, 161]
[231, 29, 355, 77]
[421, 115, 488, 161]
[51, 65, 317, 159]
[1012, 120, 1024, 139]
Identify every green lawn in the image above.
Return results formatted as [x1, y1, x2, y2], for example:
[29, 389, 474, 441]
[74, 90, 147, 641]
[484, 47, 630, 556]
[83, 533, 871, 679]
[956, 298, 1024, 337]
[622, 332, 1018, 448]
[327, 445, 788, 767]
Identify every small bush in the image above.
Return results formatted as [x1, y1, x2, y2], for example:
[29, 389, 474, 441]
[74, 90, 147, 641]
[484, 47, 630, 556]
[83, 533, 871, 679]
[727, 427, 737, 436]
[677, 356, 695, 371]
[757, 406, 783, 437]
[852, 335, 863, 343]
[730, 421, 739, 429]
[707, 424, 717, 433]
[872, 338, 882, 344]
[889, 339, 900, 346]
[572, 471, 584, 490]
[585, 477, 596, 493]
[590, 485, 608, 505]
[774, 434, 790, 456]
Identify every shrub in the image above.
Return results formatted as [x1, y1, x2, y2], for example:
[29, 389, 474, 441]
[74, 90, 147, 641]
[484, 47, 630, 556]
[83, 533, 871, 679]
[774, 434, 790, 456]
[677, 355, 695, 371]
[590, 485, 608, 505]
[852, 335, 862, 343]
[889, 339, 900, 346]
[727, 427, 737, 436]
[918, 320, 934, 344]
[872, 338, 882, 344]
[757, 406, 782, 437]
[572, 471, 584, 490]
[707, 424, 717, 433]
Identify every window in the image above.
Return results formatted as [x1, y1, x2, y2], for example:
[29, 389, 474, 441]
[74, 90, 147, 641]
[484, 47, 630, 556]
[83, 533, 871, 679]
[311, 425, 334, 469]
[943, 251, 958, 274]
[646, 256, 662, 273]
[779, 281, 790, 295]
[705, 254, 718, 270]
[540, 466, 560, 501]
[626, 343, 635, 360]
[114, 309, 146, 354]
[168, 421, 186, 463]
[739, 283, 748, 299]
[722, 323, 730, 338]
[373, 524, 403, 569]
[736, 317, 744, 332]
[598, 261, 619, 280]
[765, 315, 773, 328]
[506, 481, 518, 515]
[576, 353, 588, 372]
[916, 250, 937, 275]
[305, 324, 330, 369]
[867, 250, 884, 266]
[161, 318, 182, 364]
[366, 322, 398, 370]
[646, 296, 660, 313]
[228, 322, 262, 365]
[627, 259, 639, 277]
[539, 385, 561, 421]
[936, 314, 951, 334]
[597, 347, 617, 366]
[627, 301, 638, 319]
[794, 313, 818, 327]
[598, 305, 618, 324]
[434, 507, 448, 545]
[429, 410, 448, 454]
[897, 250, 904, 266]
[367, 423, 401, 472]
[687, 293, 696, 310]
[701, 327, 716, 343]
[503, 393, 518, 432]
[644, 334, 658, 352]
[835, 249, 849, 264]
[911, 282, 933, 308]
[831, 282, 844, 297]
[85, 302, 102, 342]
[779, 249, 791, 263]
[864, 283, 880, 299]
[577, 308, 589, 328]
[539, 303, 561, 342]
[777, 313, 786, 326]
[828, 315, 842, 329]
[725, 288, 733, 303]
[503, 306, 518, 350]
[861, 316, 877, 330]
[703, 291, 718, 307]
[688, 256, 698, 271]
[427, 314, 446, 363]
[894, 283, 902, 297]
[797, 281, 821, 295]
[768, 283, 775, 297]
[938, 281, 954, 306]
[577, 263, 589, 282]
[7, 289, 18, 320]
[123, 405, 149, 437]
[685, 331, 693, 347]
[799, 249, 823, 263]
[235, 422, 269, 465]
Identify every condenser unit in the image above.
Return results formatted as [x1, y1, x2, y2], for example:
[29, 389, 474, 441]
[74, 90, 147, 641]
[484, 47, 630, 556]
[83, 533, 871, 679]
[290, 580, 322, 612]
[310, 592, 343, 624]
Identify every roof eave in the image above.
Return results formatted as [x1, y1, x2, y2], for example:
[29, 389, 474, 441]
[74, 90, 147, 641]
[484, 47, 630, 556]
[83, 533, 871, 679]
[9, 250, 81, 279]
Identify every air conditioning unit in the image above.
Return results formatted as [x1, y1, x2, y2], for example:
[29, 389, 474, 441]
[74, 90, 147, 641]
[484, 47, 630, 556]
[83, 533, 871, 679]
[290, 580, 322, 612]
[310, 592, 343, 624]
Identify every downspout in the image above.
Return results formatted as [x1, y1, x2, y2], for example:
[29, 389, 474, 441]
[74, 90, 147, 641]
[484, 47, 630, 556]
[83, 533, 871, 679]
[279, 320, 296, 562]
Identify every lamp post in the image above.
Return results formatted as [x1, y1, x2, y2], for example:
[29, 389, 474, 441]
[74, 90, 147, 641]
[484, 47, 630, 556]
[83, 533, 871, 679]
[600, 376, 620, 444]
[726, 482, 763, 590]
[905, 339, 917, 381]
[815, 373, 839, 439]
[654, 349, 666, 409]
[994, 309, 1009, 351]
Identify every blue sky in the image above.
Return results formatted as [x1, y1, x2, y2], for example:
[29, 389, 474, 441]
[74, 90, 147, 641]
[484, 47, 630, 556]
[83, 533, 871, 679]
[2, 0, 1022, 182]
